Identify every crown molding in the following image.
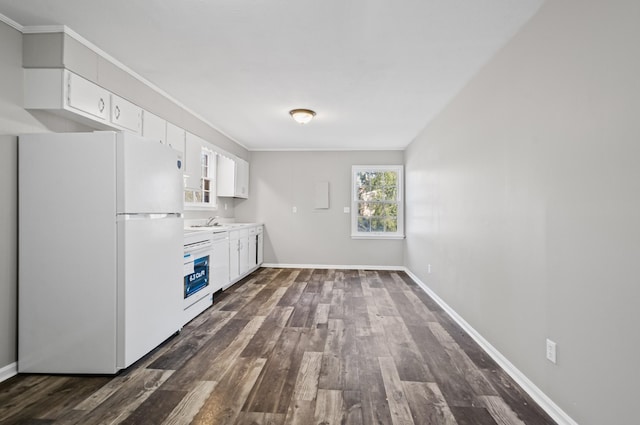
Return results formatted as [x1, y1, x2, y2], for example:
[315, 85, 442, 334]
[250, 146, 406, 152]
[21, 24, 66, 34]
[0, 12, 23, 31]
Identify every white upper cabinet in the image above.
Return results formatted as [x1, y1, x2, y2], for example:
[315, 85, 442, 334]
[66, 71, 110, 120]
[141, 111, 167, 144]
[184, 132, 205, 190]
[110, 94, 142, 134]
[24, 68, 144, 135]
[166, 122, 185, 157]
[217, 155, 249, 199]
[24, 68, 112, 125]
[236, 158, 249, 198]
[184, 132, 217, 209]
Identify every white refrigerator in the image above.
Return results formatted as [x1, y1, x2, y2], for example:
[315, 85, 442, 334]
[18, 131, 184, 374]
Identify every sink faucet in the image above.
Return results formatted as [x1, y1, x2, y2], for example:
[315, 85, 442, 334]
[206, 216, 219, 226]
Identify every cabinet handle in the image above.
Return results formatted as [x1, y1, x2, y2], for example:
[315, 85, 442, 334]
[98, 98, 105, 113]
[114, 105, 121, 119]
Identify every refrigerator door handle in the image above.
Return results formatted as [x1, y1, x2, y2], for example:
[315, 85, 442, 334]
[117, 213, 183, 220]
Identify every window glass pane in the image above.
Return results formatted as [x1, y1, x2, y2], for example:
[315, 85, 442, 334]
[357, 202, 397, 218]
[383, 203, 398, 216]
[370, 218, 385, 232]
[352, 166, 403, 238]
[356, 171, 398, 202]
[384, 217, 398, 232]
[358, 216, 370, 232]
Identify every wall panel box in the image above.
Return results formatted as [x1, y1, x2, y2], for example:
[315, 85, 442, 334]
[314, 181, 330, 209]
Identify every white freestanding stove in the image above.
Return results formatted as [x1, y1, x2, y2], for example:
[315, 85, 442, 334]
[183, 229, 214, 325]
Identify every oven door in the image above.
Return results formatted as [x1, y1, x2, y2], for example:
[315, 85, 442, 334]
[183, 244, 212, 309]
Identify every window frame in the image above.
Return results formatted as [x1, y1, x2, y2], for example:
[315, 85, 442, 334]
[200, 147, 217, 207]
[351, 165, 404, 240]
[184, 147, 218, 210]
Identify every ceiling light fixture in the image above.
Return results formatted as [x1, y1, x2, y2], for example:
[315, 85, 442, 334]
[289, 108, 316, 124]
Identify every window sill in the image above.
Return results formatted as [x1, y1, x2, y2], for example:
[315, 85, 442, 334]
[184, 202, 218, 211]
[351, 234, 405, 240]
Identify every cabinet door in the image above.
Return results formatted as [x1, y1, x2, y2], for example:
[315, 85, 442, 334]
[257, 226, 264, 265]
[184, 132, 204, 190]
[239, 234, 249, 275]
[229, 234, 240, 281]
[66, 72, 109, 120]
[142, 111, 166, 144]
[236, 158, 249, 198]
[210, 237, 230, 292]
[110, 94, 142, 134]
[166, 122, 185, 156]
[216, 155, 235, 197]
[248, 227, 257, 269]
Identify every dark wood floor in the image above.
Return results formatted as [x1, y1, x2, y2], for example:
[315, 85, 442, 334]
[0, 268, 555, 425]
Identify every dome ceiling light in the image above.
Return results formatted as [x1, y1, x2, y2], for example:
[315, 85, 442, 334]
[289, 108, 316, 124]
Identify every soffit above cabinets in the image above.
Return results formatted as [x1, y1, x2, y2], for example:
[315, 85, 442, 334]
[0, 0, 543, 150]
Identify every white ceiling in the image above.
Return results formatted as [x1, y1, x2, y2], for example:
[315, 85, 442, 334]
[0, 0, 543, 151]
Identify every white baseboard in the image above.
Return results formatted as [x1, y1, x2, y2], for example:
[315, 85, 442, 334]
[403, 268, 578, 425]
[0, 362, 17, 383]
[261, 263, 404, 271]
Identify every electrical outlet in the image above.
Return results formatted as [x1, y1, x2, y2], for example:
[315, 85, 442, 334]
[292, 206, 297, 213]
[546, 339, 557, 364]
[343, 207, 350, 213]
[427, 264, 432, 274]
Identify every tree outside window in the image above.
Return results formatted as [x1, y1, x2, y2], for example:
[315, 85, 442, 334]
[351, 165, 404, 239]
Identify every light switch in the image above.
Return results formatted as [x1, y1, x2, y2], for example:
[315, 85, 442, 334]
[343, 207, 350, 213]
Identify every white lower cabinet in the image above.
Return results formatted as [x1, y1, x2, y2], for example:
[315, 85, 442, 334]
[248, 226, 258, 270]
[225, 225, 263, 288]
[238, 228, 250, 276]
[229, 230, 240, 282]
[210, 232, 230, 292]
[257, 226, 264, 266]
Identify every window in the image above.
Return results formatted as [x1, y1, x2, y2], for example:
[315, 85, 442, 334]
[200, 148, 215, 205]
[184, 148, 217, 208]
[351, 165, 404, 239]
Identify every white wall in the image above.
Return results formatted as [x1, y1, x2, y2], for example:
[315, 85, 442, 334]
[404, 1, 640, 424]
[235, 150, 404, 267]
[0, 21, 93, 373]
